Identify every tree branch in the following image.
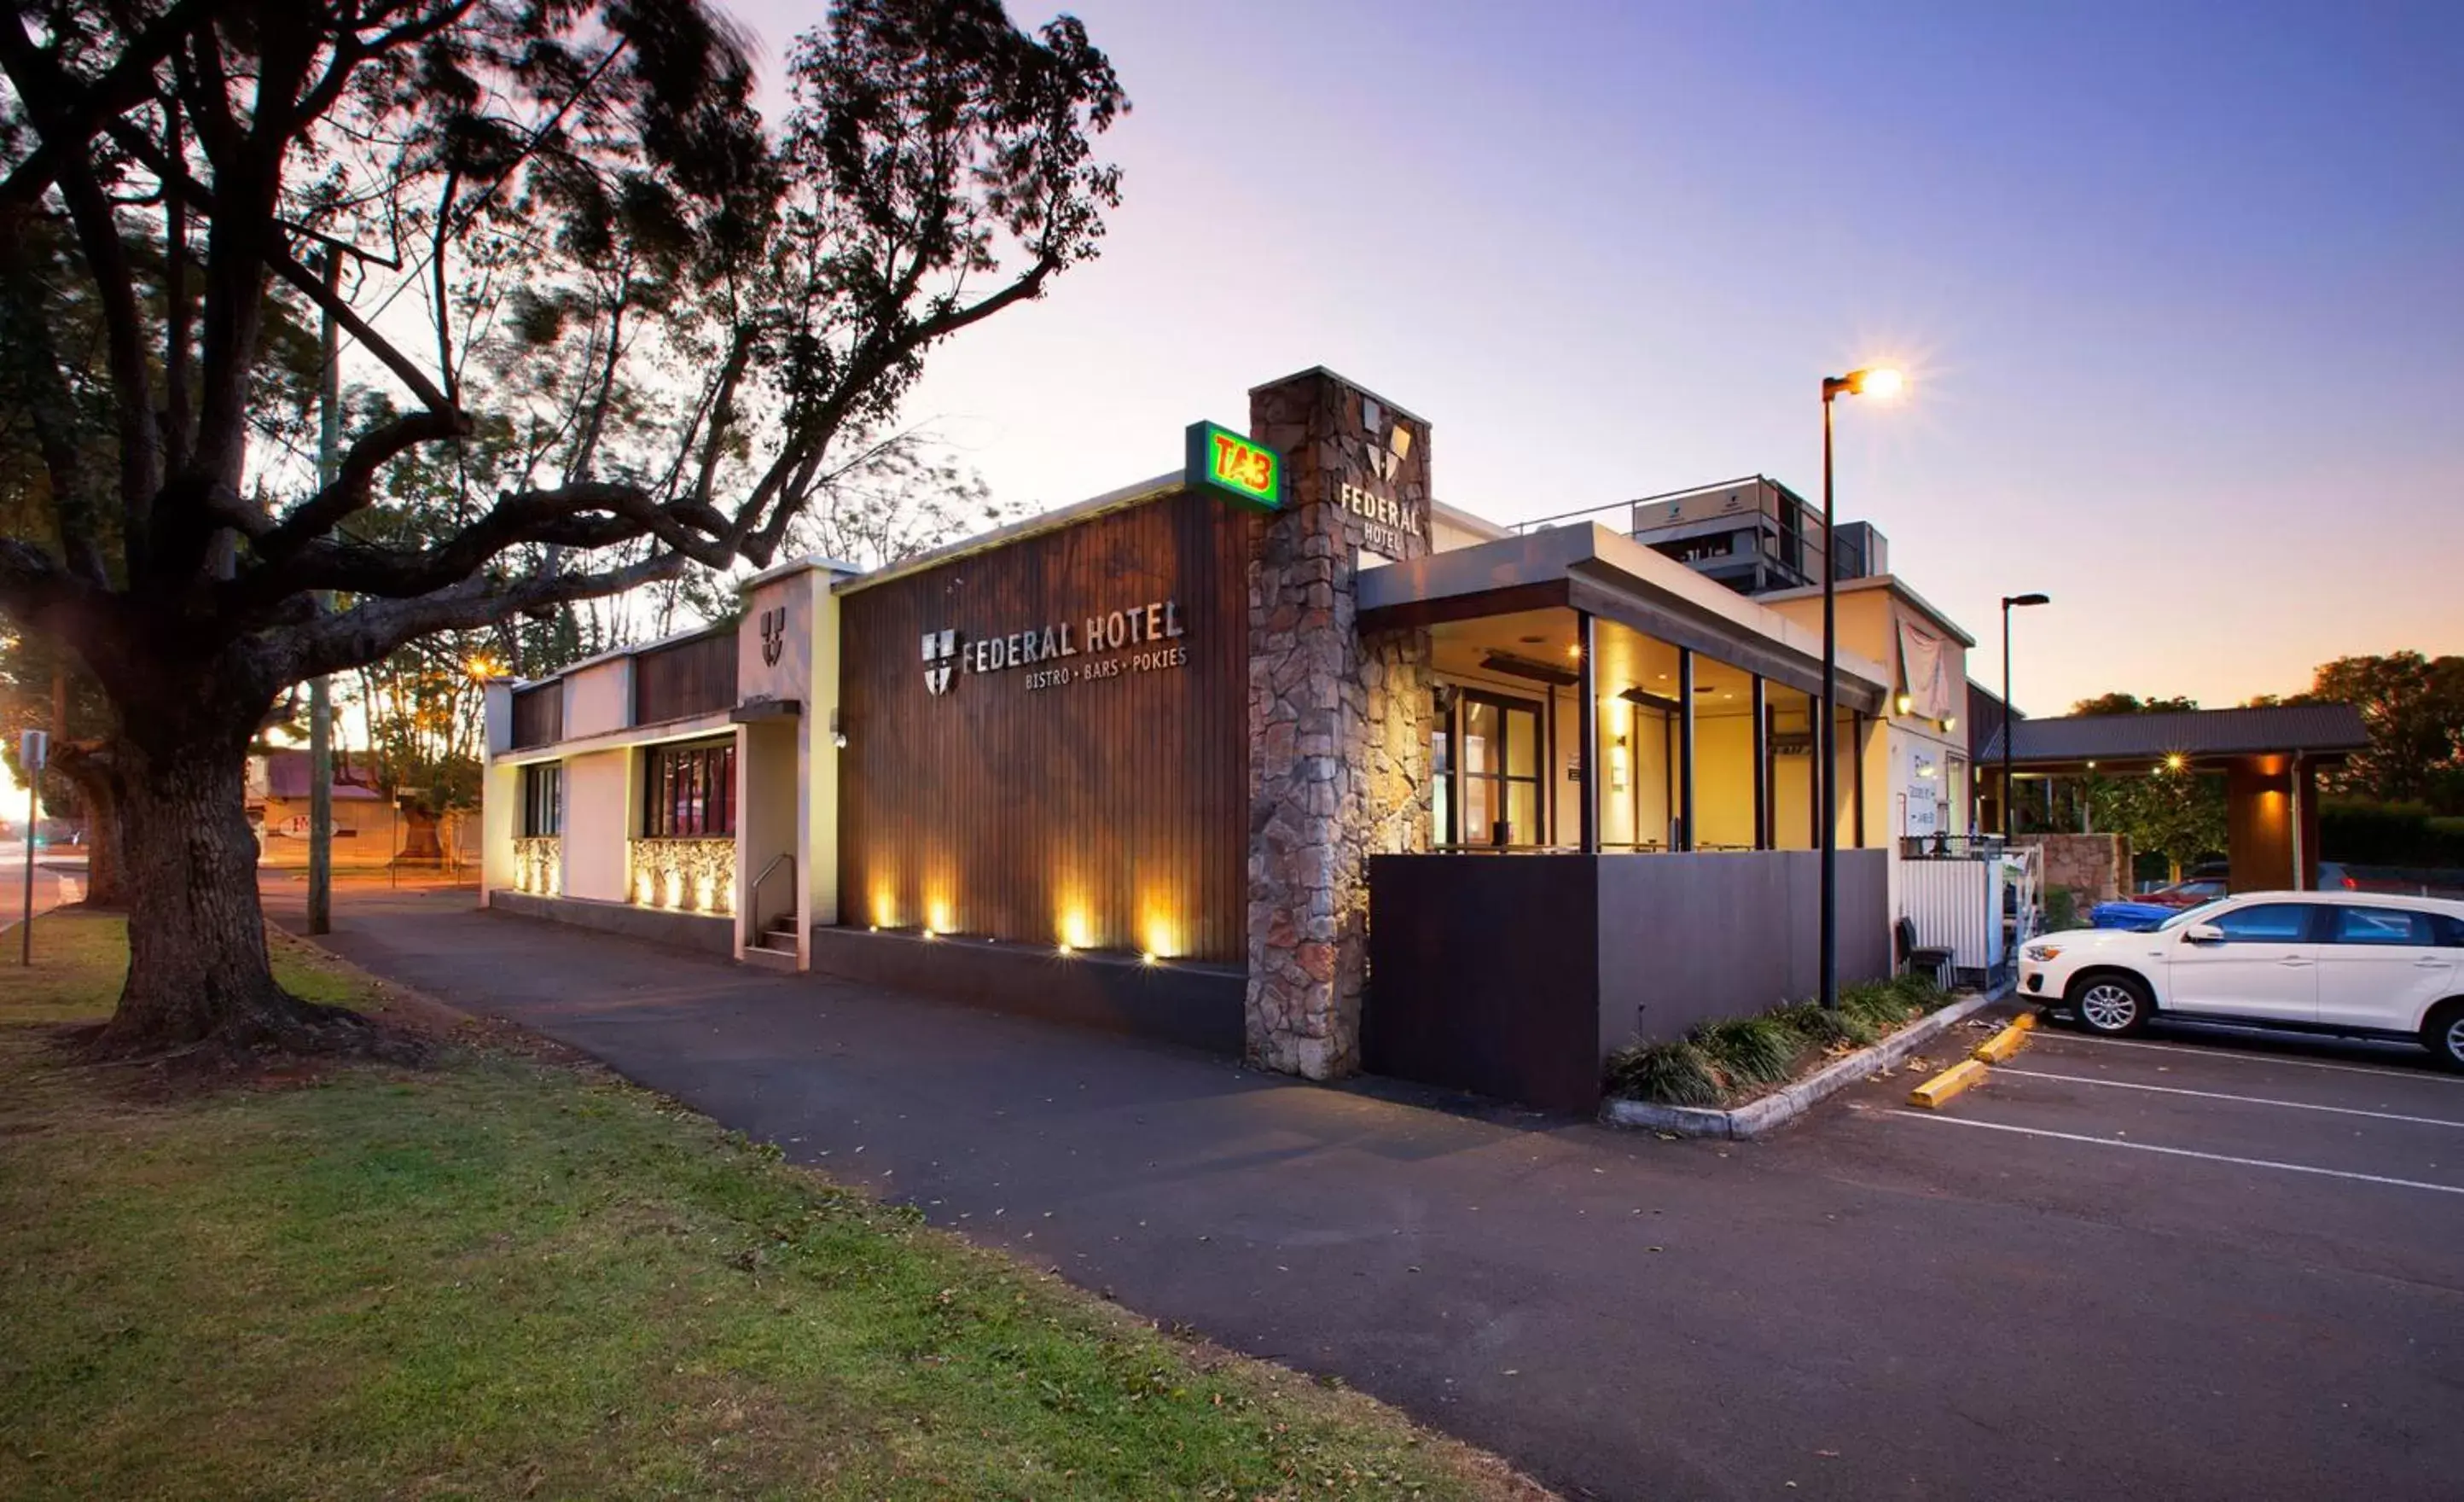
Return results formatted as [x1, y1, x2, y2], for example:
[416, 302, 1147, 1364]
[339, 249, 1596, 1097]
[253, 409, 474, 556]
[0, 0, 222, 207]
[282, 550, 688, 683]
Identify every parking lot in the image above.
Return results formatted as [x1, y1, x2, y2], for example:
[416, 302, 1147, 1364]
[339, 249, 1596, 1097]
[1805, 1009, 2464, 1297]
[1912, 1018, 2464, 1192]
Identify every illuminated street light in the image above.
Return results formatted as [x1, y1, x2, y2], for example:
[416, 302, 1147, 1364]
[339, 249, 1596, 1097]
[1815, 365, 1909, 1010]
[2000, 593, 2052, 840]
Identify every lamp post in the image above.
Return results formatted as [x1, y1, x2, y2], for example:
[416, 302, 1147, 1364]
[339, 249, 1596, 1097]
[1999, 593, 2050, 841]
[1817, 365, 1902, 1009]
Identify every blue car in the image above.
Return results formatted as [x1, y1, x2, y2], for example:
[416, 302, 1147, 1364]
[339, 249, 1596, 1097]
[2089, 877, 2229, 930]
[2089, 899, 2187, 930]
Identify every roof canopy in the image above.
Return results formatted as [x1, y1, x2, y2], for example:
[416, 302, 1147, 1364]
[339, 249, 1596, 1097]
[1357, 523, 1892, 713]
[1981, 703, 2369, 768]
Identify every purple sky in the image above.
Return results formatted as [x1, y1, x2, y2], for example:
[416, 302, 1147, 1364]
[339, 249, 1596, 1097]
[729, 0, 2463, 715]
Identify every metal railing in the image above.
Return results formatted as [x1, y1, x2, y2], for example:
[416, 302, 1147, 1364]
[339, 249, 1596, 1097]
[744, 853, 795, 950]
[1897, 834, 2010, 861]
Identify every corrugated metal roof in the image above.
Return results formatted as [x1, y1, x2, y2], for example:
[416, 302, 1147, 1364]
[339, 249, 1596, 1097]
[1979, 703, 2371, 764]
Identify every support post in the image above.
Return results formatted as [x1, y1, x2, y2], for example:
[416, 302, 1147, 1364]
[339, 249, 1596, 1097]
[2001, 600, 2014, 841]
[1577, 612, 1598, 853]
[2288, 754, 2305, 891]
[1818, 390, 1838, 1008]
[19, 775, 33, 965]
[306, 247, 340, 935]
[1751, 675, 1770, 849]
[1676, 648, 1696, 853]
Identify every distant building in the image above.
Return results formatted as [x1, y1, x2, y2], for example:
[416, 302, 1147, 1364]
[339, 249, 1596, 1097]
[1624, 474, 1886, 597]
[248, 748, 395, 865]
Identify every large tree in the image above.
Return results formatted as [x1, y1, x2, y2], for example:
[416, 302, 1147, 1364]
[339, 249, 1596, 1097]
[2085, 766, 2228, 884]
[0, 0, 1124, 1057]
[2298, 653, 2464, 809]
[2068, 691, 2200, 717]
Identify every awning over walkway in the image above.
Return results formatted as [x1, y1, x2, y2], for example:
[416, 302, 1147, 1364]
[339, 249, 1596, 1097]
[1979, 703, 2369, 771]
[1357, 523, 1891, 714]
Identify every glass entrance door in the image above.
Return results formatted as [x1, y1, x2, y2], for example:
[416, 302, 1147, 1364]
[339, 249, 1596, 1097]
[1462, 694, 1542, 847]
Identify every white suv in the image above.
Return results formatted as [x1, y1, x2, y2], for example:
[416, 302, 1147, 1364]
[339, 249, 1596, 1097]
[2019, 891, 2464, 1068]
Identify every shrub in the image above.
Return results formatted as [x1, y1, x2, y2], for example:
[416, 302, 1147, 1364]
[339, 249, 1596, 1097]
[1604, 1039, 1723, 1107]
[1839, 976, 1939, 1029]
[2322, 798, 2464, 867]
[2045, 885, 2082, 933]
[1694, 1015, 1800, 1087]
[1773, 1000, 1879, 1050]
[1606, 974, 1954, 1105]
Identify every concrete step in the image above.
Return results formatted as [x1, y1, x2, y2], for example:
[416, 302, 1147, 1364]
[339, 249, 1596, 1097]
[741, 943, 799, 974]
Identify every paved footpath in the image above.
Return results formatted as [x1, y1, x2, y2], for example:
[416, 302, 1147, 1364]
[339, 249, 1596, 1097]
[271, 887, 2464, 1502]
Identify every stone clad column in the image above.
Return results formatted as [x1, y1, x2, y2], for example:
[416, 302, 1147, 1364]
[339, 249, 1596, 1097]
[1245, 368, 1435, 1079]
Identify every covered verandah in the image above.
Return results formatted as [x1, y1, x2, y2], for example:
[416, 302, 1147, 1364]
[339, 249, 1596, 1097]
[1352, 524, 1898, 1110]
[1362, 524, 1895, 857]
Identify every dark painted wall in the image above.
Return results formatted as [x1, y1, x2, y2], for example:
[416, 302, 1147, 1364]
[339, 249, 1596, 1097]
[836, 487, 1254, 963]
[634, 629, 738, 725]
[1362, 856, 1603, 1110]
[1363, 850, 1893, 1111]
[807, 929, 1243, 1053]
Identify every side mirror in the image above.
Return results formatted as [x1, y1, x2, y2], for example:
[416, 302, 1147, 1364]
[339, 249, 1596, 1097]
[2183, 923, 2225, 945]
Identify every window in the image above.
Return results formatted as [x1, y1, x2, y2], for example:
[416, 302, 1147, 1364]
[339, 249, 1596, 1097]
[641, 739, 735, 838]
[2208, 903, 2316, 943]
[2329, 906, 2435, 946]
[2438, 914, 2464, 949]
[1428, 690, 1456, 847]
[1461, 693, 1541, 847]
[520, 762, 563, 837]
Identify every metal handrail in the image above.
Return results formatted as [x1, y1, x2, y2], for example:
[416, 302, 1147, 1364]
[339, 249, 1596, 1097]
[745, 853, 795, 949]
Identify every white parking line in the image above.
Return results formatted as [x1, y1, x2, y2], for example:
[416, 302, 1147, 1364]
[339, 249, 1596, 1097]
[1893, 1111, 2464, 1196]
[2042, 1032, 2460, 1085]
[1995, 1067, 2464, 1130]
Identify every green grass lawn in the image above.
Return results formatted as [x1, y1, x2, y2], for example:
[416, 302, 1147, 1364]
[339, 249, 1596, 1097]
[0, 913, 1543, 1501]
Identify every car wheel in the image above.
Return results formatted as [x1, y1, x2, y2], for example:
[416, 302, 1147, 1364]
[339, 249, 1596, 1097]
[2424, 1001, 2464, 1073]
[2070, 973, 2153, 1037]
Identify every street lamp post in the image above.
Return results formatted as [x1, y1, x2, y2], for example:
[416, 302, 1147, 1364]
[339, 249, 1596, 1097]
[1816, 366, 1902, 1009]
[2000, 593, 2051, 841]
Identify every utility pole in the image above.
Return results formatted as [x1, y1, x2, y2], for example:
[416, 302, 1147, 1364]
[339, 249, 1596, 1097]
[307, 249, 340, 934]
[19, 729, 45, 965]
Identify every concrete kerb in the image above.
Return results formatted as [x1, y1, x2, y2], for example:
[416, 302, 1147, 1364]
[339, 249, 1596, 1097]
[1601, 990, 2002, 1140]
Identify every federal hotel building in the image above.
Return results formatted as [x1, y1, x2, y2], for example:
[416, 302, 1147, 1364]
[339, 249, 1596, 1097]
[483, 368, 1973, 1109]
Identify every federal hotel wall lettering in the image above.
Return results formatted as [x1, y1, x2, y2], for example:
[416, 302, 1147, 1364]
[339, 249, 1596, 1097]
[924, 597, 1188, 696]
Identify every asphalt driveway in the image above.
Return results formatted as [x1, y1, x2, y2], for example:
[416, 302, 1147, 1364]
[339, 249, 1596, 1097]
[271, 885, 2464, 1502]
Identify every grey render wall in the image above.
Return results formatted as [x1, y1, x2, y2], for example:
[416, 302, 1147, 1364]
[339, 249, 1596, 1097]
[1595, 849, 1890, 1056]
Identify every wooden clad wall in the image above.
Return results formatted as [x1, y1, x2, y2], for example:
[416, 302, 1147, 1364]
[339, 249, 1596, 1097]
[837, 487, 1252, 964]
[511, 683, 563, 748]
[633, 629, 738, 725]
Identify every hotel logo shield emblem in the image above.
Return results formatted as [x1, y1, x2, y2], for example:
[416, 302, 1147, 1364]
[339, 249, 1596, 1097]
[1362, 399, 1413, 483]
[921, 628, 957, 696]
[758, 607, 787, 667]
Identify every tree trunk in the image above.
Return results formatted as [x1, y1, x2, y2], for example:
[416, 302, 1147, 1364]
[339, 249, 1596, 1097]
[87, 726, 377, 1059]
[47, 745, 126, 907]
[399, 805, 444, 861]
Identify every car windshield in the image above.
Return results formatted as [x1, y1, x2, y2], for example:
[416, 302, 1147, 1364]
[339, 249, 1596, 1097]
[2154, 899, 2231, 931]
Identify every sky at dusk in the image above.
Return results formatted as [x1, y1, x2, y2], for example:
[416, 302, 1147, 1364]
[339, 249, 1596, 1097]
[718, 0, 2463, 716]
[3, 6, 2455, 818]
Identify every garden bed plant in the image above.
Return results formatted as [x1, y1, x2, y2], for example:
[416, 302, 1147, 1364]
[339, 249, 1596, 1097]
[1603, 974, 1953, 1109]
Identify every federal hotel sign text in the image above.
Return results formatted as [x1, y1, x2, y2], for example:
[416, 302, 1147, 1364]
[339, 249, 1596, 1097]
[924, 597, 1188, 696]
